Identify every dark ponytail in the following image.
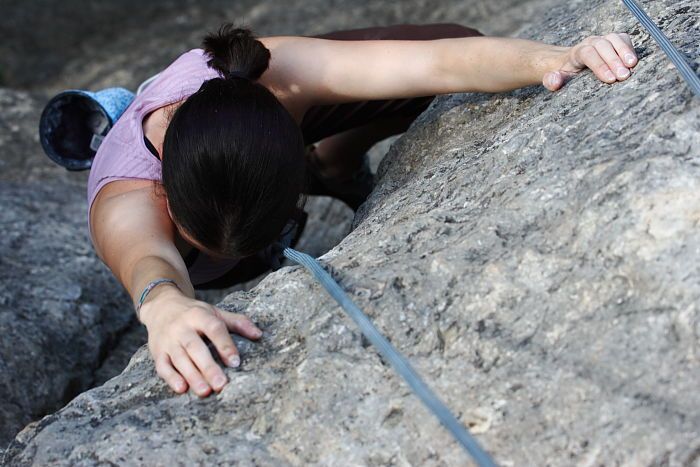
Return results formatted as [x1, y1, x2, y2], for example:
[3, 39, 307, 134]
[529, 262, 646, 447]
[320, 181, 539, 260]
[202, 24, 271, 81]
[161, 23, 307, 258]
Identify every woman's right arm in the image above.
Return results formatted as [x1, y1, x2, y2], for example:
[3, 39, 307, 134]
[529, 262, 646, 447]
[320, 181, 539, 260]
[89, 180, 262, 396]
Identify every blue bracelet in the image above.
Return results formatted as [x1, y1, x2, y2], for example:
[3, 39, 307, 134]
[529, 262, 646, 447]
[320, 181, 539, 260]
[136, 278, 179, 318]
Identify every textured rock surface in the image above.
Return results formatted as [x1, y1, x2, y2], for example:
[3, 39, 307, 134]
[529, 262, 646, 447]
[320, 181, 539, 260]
[4, 0, 700, 465]
[0, 88, 137, 448]
[1, 0, 553, 450]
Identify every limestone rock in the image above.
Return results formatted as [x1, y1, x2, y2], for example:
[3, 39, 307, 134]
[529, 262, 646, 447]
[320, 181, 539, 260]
[0, 88, 136, 448]
[4, 0, 700, 465]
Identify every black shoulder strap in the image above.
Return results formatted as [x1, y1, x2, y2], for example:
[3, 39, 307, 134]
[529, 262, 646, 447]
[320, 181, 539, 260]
[143, 135, 160, 160]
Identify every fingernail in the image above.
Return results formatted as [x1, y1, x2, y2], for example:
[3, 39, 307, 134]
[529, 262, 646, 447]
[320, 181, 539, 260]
[213, 374, 227, 388]
[228, 355, 240, 368]
[625, 53, 636, 65]
[548, 73, 558, 87]
[254, 329, 263, 338]
[605, 70, 616, 82]
[617, 67, 630, 78]
[196, 382, 209, 393]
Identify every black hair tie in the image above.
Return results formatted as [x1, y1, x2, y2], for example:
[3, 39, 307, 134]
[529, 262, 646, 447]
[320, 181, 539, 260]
[226, 70, 250, 81]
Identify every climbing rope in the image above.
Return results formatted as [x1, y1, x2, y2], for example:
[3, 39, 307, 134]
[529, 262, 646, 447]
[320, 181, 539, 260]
[621, 0, 700, 97]
[281, 6, 700, 462]
[282, 247, 497, 467]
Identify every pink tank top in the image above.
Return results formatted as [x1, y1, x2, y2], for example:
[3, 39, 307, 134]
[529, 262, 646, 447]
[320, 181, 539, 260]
[87, 47, 241, 286]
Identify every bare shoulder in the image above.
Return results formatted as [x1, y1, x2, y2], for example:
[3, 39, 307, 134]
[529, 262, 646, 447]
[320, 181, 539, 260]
[91, 179, 167, 222]
[257, 35, 319, 122]
[90, 179, 170, 242]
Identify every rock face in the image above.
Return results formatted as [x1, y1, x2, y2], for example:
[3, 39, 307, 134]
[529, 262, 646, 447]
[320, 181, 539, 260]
[4, 0, 700, 465]
[1, 0, 553, 453]
[0, 88, 138, 448]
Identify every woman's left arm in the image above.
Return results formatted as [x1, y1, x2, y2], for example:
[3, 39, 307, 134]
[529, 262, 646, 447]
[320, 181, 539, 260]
[260, 33, 638, 107]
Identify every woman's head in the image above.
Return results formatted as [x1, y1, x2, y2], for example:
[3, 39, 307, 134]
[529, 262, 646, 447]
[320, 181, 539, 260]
[161, 23, 306, 258]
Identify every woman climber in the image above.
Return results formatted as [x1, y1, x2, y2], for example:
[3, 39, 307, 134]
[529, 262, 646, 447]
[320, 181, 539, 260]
[86, 23, 638, 397]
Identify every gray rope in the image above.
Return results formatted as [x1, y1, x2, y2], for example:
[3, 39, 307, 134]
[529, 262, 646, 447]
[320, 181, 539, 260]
[278, 4, 698, 461]
[282, 247, 497, 467]
[622, 0, 700, 97]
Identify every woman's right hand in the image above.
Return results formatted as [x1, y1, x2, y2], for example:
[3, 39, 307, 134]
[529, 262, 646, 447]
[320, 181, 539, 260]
[138, 284, 263, 397]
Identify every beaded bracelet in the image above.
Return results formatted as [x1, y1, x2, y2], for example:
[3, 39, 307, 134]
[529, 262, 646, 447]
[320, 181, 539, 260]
[135, 278, 179, 319]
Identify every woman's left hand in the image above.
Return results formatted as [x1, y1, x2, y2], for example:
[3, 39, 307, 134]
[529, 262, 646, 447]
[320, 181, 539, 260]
[543, 33, 638, 91]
